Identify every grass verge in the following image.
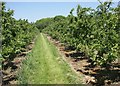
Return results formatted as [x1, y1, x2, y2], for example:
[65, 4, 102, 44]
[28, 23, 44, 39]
[18, 33, 82, 84]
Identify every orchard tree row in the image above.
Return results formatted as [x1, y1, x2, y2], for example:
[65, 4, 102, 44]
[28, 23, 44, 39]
[0, 2, 38, 63]
[36, 0, 120, 66]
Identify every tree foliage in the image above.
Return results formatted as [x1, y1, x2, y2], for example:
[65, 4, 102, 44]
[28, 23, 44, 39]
[41, 1, 120, 66]
[1, 2, 38, 61]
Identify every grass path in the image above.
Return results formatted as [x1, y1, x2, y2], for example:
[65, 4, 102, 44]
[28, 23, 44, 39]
[18, 33, 82, 84]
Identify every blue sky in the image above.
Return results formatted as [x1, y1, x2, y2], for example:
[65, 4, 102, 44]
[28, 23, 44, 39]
[6, 2, 118, 22]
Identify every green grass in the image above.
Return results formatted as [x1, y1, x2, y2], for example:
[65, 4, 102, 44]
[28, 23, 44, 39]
[18, 33, 82, 84]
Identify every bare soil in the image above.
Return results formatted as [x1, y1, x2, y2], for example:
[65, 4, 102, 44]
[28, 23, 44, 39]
[46, 34, 120, 86]
[2, 38, 36, 85]
[1, 34, 120, 86]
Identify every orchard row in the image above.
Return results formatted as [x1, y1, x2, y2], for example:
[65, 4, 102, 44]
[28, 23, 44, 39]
[36, 1, 120, 66]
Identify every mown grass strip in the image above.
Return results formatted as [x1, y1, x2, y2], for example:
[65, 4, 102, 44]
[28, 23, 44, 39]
[18, 33, 82, 84]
